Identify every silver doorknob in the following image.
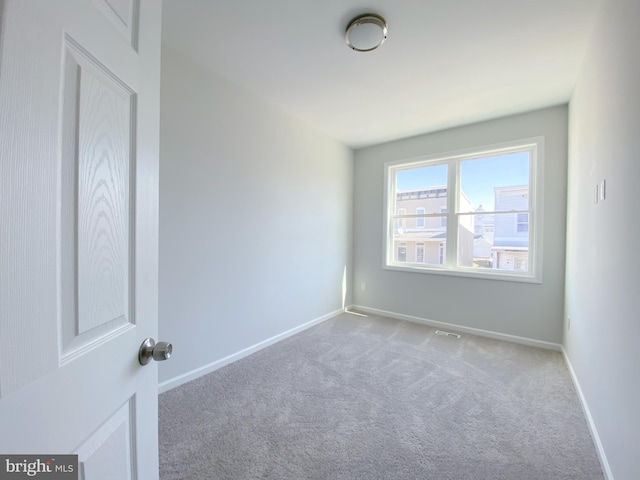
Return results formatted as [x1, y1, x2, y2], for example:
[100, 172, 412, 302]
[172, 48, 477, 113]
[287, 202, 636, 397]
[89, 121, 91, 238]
[138, 338, 172, 365]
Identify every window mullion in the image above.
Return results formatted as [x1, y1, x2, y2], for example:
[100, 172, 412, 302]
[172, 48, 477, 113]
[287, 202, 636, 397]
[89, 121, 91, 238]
[446, 159, 458, 268]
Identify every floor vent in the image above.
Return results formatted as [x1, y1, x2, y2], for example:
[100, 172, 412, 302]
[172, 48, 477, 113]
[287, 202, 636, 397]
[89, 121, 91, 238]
[435, 330, 461, 338]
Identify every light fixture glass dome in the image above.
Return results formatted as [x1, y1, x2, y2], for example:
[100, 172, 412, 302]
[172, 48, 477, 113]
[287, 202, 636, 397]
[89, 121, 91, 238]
[345, 14, 388, 52]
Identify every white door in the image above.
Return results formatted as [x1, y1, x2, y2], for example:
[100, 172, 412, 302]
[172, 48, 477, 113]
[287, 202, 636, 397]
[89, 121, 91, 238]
[0, 0, 163, 478]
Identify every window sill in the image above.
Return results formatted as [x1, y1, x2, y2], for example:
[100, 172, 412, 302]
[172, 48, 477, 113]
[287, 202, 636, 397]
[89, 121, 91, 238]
[383, 263, 542, 284]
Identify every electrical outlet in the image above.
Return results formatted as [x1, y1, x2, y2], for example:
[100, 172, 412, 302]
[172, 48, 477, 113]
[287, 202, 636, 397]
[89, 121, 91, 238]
[361, 282, 367, 291]
[567, 316, 571, 330]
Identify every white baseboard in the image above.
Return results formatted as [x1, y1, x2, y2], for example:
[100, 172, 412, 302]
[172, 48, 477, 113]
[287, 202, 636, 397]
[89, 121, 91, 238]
[349, 305, 562, 351]
[562, 347, 614, 480]
[158, 308, 344, 394]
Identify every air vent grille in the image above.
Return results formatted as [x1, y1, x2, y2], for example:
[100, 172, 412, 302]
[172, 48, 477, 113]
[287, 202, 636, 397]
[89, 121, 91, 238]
[435, 330, 461, 338]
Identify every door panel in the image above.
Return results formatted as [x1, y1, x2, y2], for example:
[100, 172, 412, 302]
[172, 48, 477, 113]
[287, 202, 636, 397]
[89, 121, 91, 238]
[76, 398, 137, 480]
[75, 45, 132, 334]
[60, 36, 136, 361]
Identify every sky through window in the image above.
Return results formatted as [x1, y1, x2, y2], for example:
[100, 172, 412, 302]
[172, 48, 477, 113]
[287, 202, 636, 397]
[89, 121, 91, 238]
[395, 152, 529, 210]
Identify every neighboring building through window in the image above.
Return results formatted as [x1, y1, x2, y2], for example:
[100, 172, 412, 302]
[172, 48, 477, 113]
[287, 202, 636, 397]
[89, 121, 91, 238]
[385, 138, 543, 282]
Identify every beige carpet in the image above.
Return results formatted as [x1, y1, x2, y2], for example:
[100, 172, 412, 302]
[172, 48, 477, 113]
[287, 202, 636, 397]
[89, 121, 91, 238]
[159, 312, 604, 479]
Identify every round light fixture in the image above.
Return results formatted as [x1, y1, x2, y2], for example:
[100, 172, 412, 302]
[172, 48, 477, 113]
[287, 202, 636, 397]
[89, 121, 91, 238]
[345, 13, 388, 52]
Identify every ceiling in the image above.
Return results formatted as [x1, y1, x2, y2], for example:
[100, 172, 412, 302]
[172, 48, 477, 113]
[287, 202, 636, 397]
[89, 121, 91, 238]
[162, 0, 601, 149]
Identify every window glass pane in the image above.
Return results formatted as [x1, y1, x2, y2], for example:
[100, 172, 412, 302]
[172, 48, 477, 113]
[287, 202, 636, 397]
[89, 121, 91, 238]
[459, 152, 529, 213]
[392, 229, 447, 265]
[395, 164, 448, 215]
[458, 213, 529, 271]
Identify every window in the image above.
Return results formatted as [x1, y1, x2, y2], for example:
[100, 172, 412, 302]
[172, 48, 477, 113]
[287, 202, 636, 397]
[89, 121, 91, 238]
[385, 138, 543, 282]
[416, 208, 425, 228]
[516, 213, 529, 232]
[440, 207, 447, 227]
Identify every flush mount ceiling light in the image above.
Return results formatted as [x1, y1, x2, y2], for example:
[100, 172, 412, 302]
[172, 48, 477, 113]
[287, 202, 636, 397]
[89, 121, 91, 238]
[345, 13, 388, 52]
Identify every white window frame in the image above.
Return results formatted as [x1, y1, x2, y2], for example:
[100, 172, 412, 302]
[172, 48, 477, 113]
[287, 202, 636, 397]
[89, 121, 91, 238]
[383, 137, 544, 283]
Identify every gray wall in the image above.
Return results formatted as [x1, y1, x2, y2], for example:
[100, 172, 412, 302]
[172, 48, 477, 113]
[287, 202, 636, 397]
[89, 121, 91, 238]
[565, 0, 640, 478]
[158, 46, 353, 386]
[353, 106, 568, 344]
